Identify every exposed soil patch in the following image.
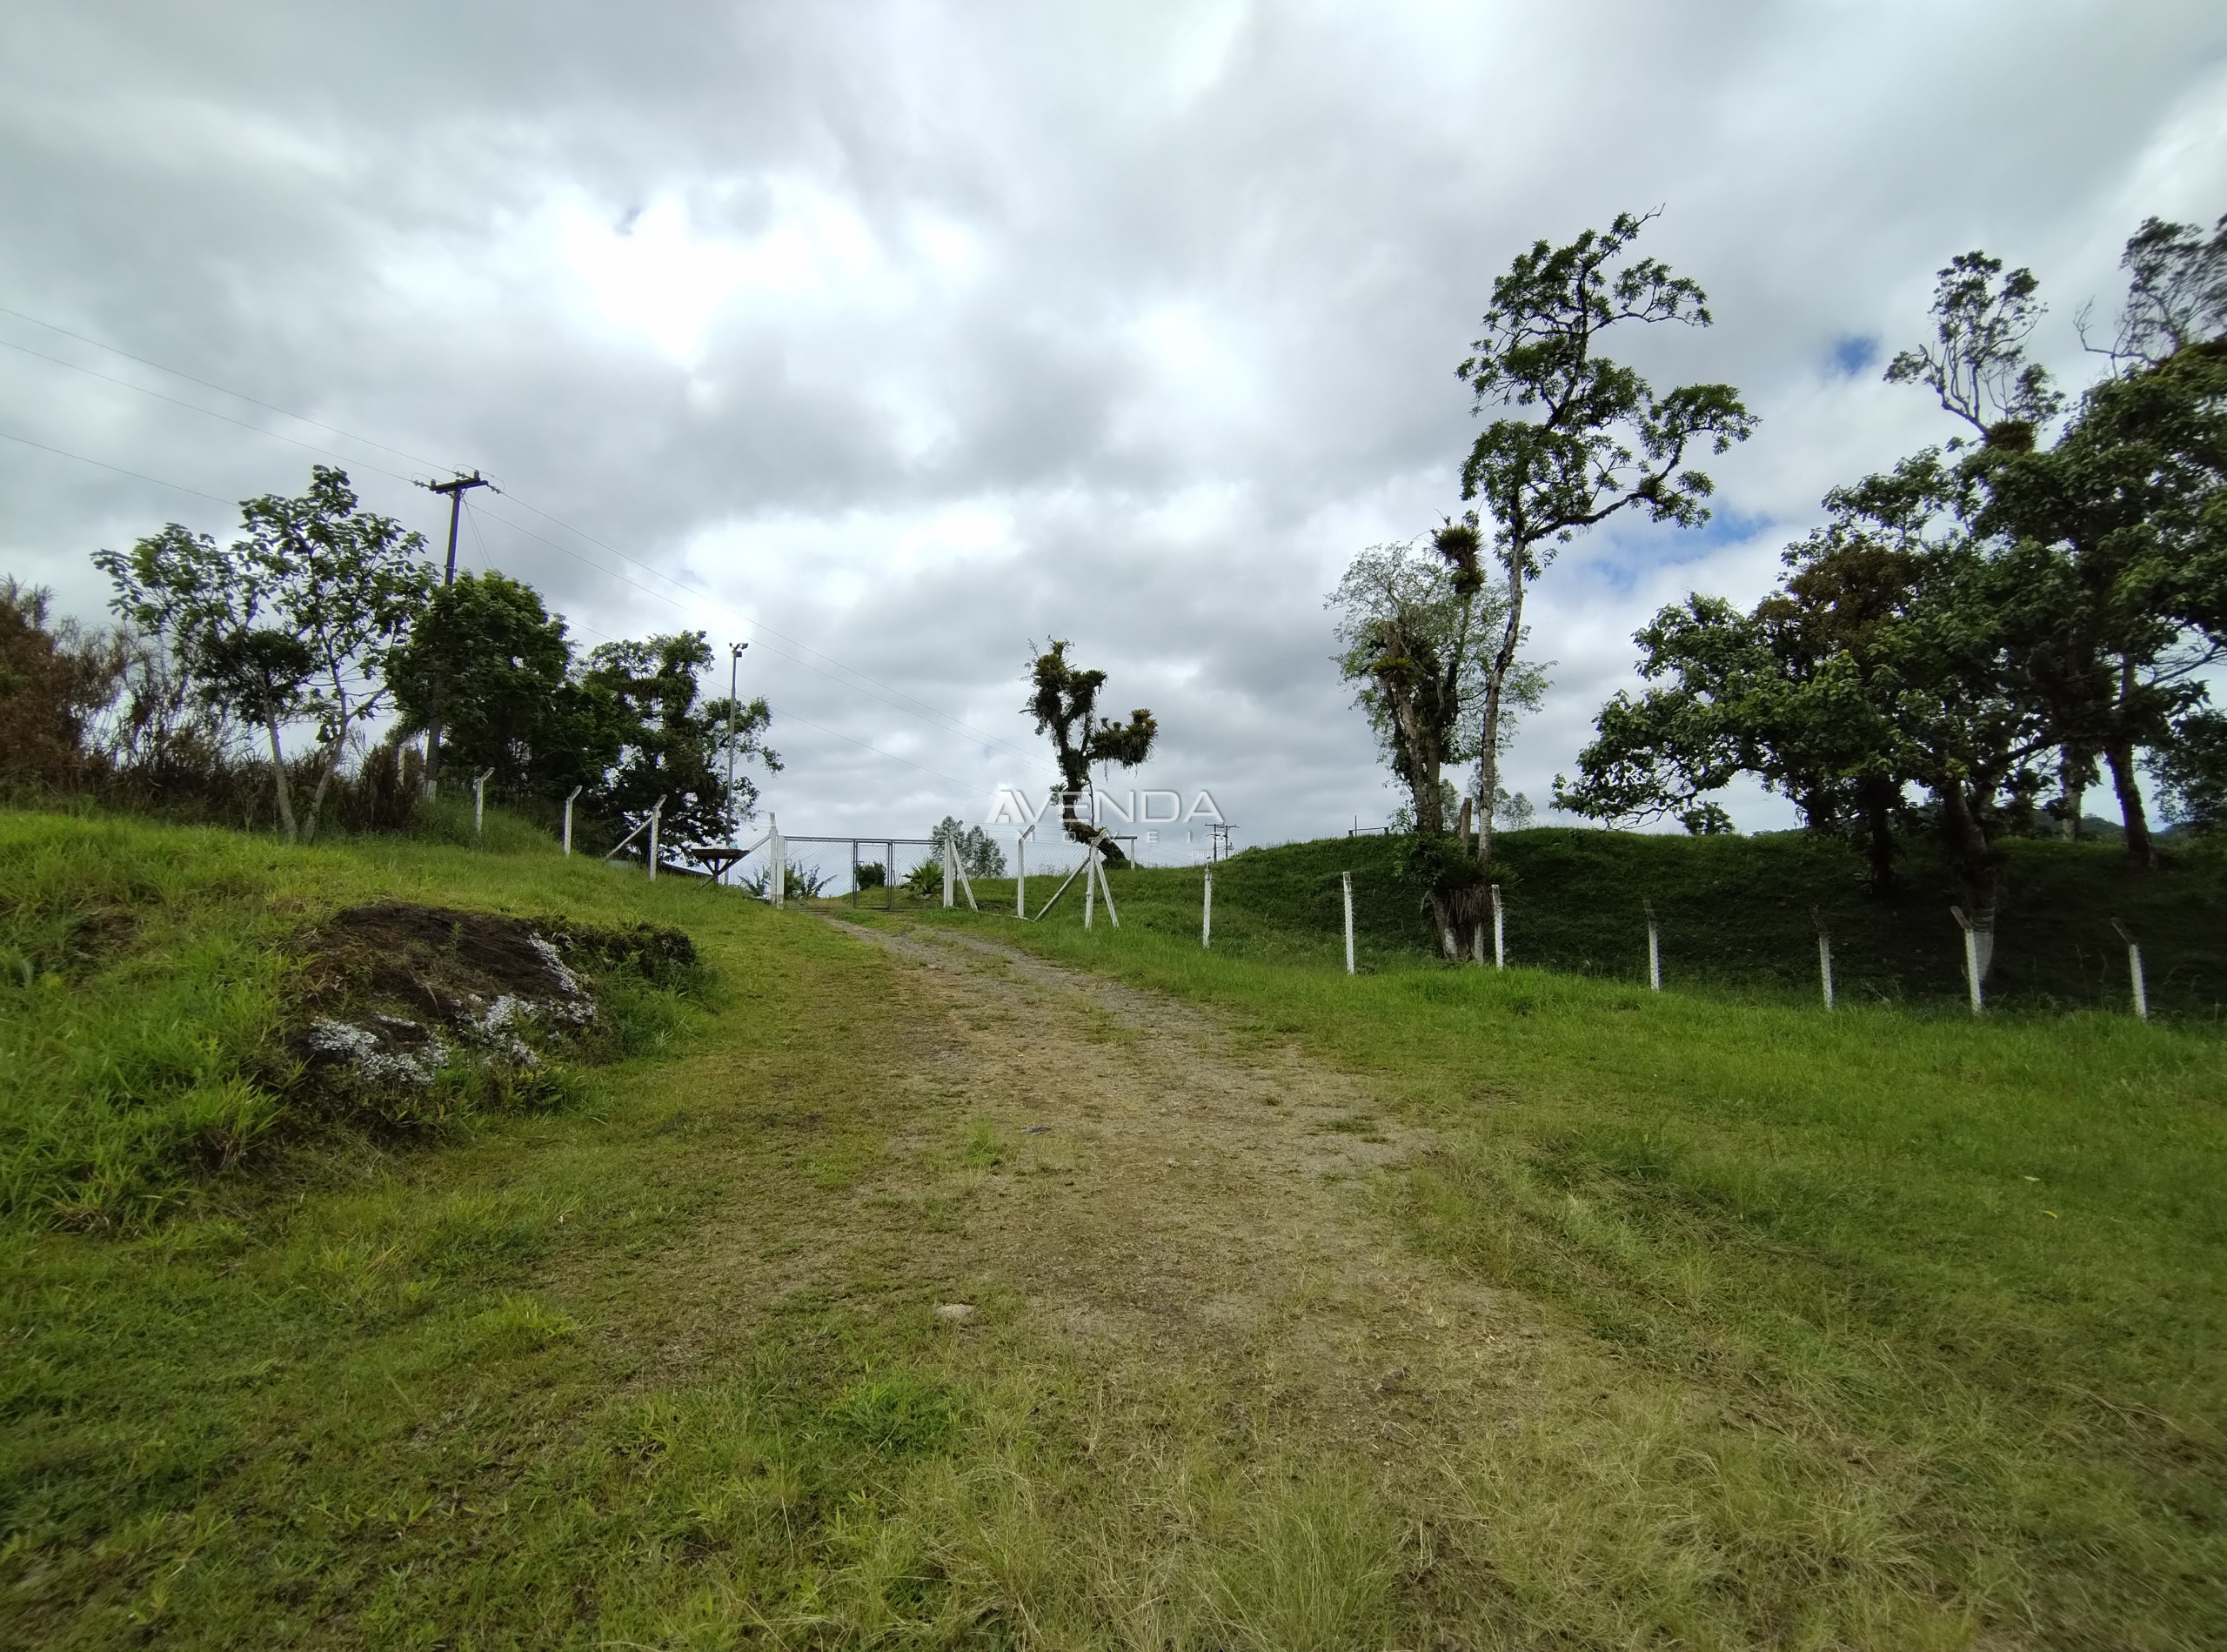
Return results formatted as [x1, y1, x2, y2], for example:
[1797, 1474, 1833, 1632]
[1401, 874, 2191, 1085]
[287, 902, 694, 1099]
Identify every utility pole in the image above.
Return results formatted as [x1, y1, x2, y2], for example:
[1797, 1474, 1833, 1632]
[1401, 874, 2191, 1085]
[425, 471, 492, 585]
[725, 641, 749, 882]
[415, 471, 492, 798]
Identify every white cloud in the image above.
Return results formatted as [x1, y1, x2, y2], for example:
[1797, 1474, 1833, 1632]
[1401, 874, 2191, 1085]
[2, 0, 2222, 853]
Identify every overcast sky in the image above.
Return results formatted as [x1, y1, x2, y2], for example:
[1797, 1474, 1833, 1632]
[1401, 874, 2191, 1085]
[4, 2, 2224, 858]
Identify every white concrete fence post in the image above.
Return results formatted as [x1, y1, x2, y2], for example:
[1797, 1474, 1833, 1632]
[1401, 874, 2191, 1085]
[1951, 906, 1983, 1014]
[646, 798, 663, 881]
[1644, 899, 1662, 992]
[1491, 882, 1504, 971]
[1084, 843, 1097, 929]
[562, 785, 581, 855]
[2112, 919, 2148, 1020]
[1016, 833, 1027, 920]
[1813, 907, 1835, 1012]
[1202, 861, 1213, 949]
[942, 836, 955, 909]
[473, 768, 494, 839]
[769, 822, 786, 907]
[1342, 870, 1355, 975]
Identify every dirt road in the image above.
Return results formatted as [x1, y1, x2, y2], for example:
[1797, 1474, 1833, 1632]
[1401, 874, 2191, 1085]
[829, 918, 1555, 1470]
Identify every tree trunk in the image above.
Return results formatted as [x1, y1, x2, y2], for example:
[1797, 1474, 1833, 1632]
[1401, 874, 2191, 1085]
[1408, 750, 1443, 836]
[2107, 657, 2157, 868]
[1937, 781, 1998, 973]
[2057, 747, 2083, 841]
[301, 744, 343, 845]
[2106, 739, 2157, 870]
[1859, 775, 1897, 896]
[1423, 890, 1461, 959]
[420, 718, 444, 802]
[264, 717, 298, 842]
[1475, 561, 1527, 877]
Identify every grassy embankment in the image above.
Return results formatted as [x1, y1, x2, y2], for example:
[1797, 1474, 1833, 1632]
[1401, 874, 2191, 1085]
[5, 806, 2224, 1646]
[2, 809, 1613, 1649]
[883, 833, 2227, 1646]
[934, 826, 2227, 1013]
[3, 811, 1162, 1646]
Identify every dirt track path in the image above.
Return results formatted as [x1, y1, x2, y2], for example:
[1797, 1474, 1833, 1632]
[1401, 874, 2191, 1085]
[828, 918, 1551, 1465]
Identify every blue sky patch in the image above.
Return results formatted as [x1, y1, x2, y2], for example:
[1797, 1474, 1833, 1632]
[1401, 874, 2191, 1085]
[1575, 505, 1775, 594]
[1832, 333, 1880, 377]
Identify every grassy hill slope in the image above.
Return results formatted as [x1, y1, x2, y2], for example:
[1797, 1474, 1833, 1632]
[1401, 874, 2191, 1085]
[8, 809, 2226, 1646]
[971, 827, 2227, 1016]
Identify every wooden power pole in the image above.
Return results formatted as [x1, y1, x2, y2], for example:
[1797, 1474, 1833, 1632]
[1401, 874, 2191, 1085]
[425, 471, 492, 585]
[417, 471, 492, 797]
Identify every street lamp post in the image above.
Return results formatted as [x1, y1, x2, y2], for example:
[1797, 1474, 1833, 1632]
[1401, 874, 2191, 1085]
[726, 642, 749, 885]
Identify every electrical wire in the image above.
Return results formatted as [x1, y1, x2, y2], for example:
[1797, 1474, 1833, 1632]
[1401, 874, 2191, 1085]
[2, 297, 1052, 779]
[463, 497, 495, 573]
[0, 336, 422, 488]
[0, 428, 237, 505]
[0, 301, 455, 472]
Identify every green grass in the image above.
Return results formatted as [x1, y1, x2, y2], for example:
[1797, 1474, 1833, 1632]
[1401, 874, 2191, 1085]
[0, 812, 1466, 1648]
[975, 826, 2227, 1015]
[9, 807, 2227, 1646]
[0, 813, 700, 1228]
[892, 891, 2227, 1649]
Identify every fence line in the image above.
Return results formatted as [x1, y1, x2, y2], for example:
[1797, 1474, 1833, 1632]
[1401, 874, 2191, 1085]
[562, 814, 2183, 1021]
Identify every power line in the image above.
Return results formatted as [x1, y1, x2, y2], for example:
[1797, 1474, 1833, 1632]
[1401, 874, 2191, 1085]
[0, 301, 455, 472]
[425, 471, 493, 585]
[1, 298, 1049, 774]
[0, 335, 422, 488]
[463, 497, 495, 572]
[0, 428, 237, 505]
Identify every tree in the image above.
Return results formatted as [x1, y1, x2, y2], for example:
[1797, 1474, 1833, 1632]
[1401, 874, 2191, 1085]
[237, 468, 434, 840]
[582, 631, 775, 847]
[1456, 211, 1756, 877]
[1561, 451, 2057, 936]
[1974, 344, 2227, 865]
[1024, 640, 1158, 865]
[1558, 508, 1932, 893]
[96, 467, 433, 843]
[0, 579, 127, 791]
[399, 578, 781, 846]
[1892, 233, 2227, 868]
[1885, 250, 2063, 444]
[2152, 707, 2227, 833]
[929, 816, 1007, 877]
[97, 520, 311, 838]
[2093, 213, 2227, 368]
[390, 572, 588, 793]
[1328, 531, 1541, 953]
